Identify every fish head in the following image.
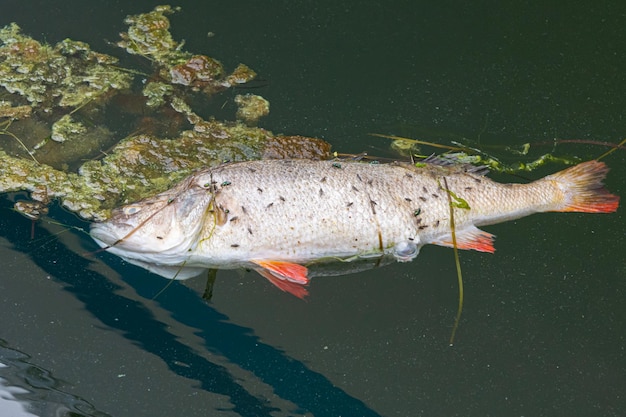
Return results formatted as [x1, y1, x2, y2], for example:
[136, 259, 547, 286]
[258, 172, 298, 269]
[90, 174, 215, 265]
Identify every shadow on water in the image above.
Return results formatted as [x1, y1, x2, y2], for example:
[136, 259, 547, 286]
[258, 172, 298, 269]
[0, 200, 381, 417]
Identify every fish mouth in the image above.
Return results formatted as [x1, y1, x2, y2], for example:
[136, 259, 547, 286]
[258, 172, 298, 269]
[90, 221, 207, 280]
[90, 221, 132, 249]
[90, 183, 214, 263]
[90, 215, 202, 254]
[90, 218, 203, 269]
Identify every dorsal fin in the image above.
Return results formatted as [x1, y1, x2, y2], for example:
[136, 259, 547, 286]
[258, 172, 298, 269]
[421, 153, 489, 176]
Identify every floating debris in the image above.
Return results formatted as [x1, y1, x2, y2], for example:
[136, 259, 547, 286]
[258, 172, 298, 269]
[235, 94, 270, 125]
[0, 6, 331, 221]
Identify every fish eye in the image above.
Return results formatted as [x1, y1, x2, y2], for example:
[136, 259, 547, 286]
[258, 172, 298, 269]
[123, 205, 142, 215]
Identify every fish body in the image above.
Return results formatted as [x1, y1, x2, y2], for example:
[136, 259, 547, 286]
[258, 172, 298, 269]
[91, 158, 619, 297]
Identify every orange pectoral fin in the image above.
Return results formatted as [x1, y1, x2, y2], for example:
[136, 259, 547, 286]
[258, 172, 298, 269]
[433, 225, 496, 253]
[251, 260, 309, 284]
[255, 268, 310, 299]
[252, 260, 310, 299]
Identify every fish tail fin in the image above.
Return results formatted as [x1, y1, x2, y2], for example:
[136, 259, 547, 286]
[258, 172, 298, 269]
[545, 160, 619, 213]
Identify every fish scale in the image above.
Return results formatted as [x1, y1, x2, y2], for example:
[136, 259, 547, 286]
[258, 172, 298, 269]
[199, 160, 429, 262]
[90, 158, 619, 297]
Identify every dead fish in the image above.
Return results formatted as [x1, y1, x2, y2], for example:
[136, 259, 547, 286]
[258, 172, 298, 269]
[90, 158, 619, 298]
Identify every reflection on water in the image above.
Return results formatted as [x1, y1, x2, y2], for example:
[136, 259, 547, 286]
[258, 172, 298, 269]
[0, 200, 381, 416]
[0, 340, 110, 417]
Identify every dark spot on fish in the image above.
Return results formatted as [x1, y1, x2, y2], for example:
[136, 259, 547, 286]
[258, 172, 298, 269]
[356, 174, 363, 182]
[367, 179, 373, 186]
[418, 225, 429, 230]
[156, 236, 163, 240]
[231, 244, 240, 248]
[474, 178, 482, 183]
[257, 188, 263, 193]
[266, 202, 274, 209]
[241, 206, 247, 214]
[419, 196, 427, 202]
[405, 197, 412, 202]
[351, 185, 360, 192]
[347, 202, 354, 207]
[415, 217, 422, 225]
[465, 187, 473, 191]
[320, 176, 327, 182]
[434, 220, 440, 227]
[279, 196, 286, 202]
[422, 186, 428, 193]
[319, 188, 324, 197]
[408, 237, 414, 241]
[230, 216, 239, 223]
[431, 193, 440, 198]
[405, 173, 413, 178]
[248, 227, 253, 234]
[247, 167, 256, 172]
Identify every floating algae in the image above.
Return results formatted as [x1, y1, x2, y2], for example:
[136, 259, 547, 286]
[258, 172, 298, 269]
[235, 94, 270, 125]
[0, 23, 132, 112]
[0, 6, 330, 221]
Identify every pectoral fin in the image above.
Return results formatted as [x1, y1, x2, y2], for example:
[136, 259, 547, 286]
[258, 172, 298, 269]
[251, 260, 310, 299]
[432, 225, 496, 253]
[251, 260, 309, 283]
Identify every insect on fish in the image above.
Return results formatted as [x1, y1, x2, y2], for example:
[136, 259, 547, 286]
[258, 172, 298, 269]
[90, 158, 619, 298]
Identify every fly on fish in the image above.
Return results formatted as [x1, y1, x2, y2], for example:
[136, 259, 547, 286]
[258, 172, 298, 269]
[90, 158, 619, 298]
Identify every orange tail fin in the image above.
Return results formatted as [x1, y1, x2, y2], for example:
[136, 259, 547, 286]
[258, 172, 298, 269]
[546, 160, 619, 213]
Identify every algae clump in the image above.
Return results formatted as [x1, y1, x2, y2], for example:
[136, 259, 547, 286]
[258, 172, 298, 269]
[0, 6, 331, 221]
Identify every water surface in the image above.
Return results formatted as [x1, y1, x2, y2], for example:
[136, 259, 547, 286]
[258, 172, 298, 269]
[1, 1, 625, 416]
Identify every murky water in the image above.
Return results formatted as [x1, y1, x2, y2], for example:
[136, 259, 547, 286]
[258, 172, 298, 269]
[1, 1, 625, 416]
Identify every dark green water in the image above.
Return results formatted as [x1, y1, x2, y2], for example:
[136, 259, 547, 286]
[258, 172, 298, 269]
[1, 1, 625, 416]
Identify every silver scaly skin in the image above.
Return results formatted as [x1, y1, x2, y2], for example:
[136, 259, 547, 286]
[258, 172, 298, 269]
[91, 158, 618, 297]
